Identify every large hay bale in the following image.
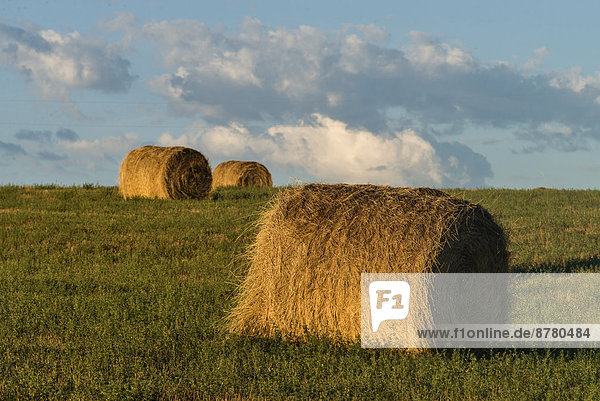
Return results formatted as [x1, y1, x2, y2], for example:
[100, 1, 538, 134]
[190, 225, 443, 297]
[119, 145, 212, 199]
[211, 160, 273, 190]
[227, 183, 509, 342]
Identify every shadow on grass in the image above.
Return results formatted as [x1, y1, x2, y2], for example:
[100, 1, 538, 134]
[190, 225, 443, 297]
[511, 255, 600, 273]
[210, 186, 280, 202]
[225, 332, 600, 367]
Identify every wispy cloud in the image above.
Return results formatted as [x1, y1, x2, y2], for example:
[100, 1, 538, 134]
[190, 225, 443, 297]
[9, 128, 138, 172]
[513, 122, 588, 153]
[15, 129, 53, 143]
[523, 47, 549, 71]
[37, 151, 67, 161]
[55, 128, 80, 142]
[0, 140, 27, 156]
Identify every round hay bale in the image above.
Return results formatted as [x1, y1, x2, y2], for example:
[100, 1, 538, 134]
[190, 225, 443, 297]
[119, 145, 212, 199]
[211, 160, 273, 190]
[227, 183, 509, 342]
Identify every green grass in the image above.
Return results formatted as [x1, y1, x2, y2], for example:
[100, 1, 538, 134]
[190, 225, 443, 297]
[0, 185, 599, 400]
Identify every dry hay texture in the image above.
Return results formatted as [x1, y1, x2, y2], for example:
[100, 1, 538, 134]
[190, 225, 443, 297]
[119, 145, 212, 199]
[227, 183, 509, 342]
[211, 161, 273, 190]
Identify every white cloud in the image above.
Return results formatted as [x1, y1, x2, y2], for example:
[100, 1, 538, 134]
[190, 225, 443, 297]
[60, 133, 140, 169]
[342, 24, 389, 44]
[0, 23, 135, 102]
[96, 12, 138, 51]
[158, 114, 492, 187]
[524, 47, 549, 70]
[549, 66, 600, 93]
[102, 16, 600, 153]
[133, 17, 412, 129]
[6, 16, 600, 159]
[159, 123, 252, 157]
[405, 31, 475, 73]
[261, 115, 443, 185]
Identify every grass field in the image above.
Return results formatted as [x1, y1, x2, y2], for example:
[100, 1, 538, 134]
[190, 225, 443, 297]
[1, 185, 600, 400]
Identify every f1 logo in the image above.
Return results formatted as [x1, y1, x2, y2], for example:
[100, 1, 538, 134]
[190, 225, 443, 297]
[369, 281, 411, 332]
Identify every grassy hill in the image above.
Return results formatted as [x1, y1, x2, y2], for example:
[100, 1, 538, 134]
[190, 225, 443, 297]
[0, 185, 599, 399]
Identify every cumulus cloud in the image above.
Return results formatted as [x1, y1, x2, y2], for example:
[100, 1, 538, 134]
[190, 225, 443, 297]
[0, 23, 136, 102]
[7, 16, 600, 186]
[549, 66, 600, 93]
[100, 16, 600, 153]
[140, 17, 412, 129]
[158, 114, 491, 187]
[404, 31, 475, 73]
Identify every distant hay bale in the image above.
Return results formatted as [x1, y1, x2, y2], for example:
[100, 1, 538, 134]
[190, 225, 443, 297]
[211, 161, 273, 190]
[227, 183, 509, 342]
[119, 145, 212, 199]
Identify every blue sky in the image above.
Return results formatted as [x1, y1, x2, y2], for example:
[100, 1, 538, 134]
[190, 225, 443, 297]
[1, 0, 600, 188]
